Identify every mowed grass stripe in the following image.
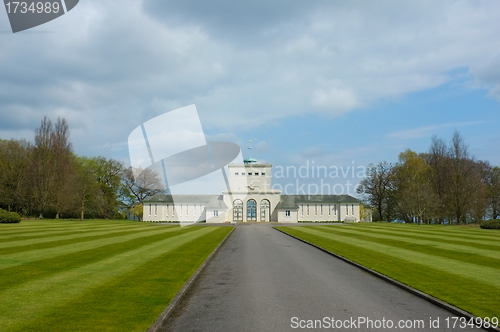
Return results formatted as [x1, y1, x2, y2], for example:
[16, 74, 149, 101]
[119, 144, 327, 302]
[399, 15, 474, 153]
[343, 225, 500, 251]
[0, 219, 148, 231]
[0, 226, 202, 290]
[285, 226, 500, 287]
[315, 225, 500, 263]
[0, 226, 223, 331]
[0, 221, 146, 239]
[0, 227, 157, 253]
[358, 224, 500, 241]
[18, 227, 233, 332]
[0, 225, 142, 241]
[277, 226, 500, 318]
[0, 226, 185, 270]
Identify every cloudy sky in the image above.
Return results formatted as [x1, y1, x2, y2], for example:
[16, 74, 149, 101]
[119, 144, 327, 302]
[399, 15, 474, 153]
[1, 0, 500, 193]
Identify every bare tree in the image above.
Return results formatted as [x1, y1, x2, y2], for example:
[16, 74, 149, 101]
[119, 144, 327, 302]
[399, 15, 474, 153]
[122, 167, 164, 204]
[446, 131, 485, 224]
[51, 118, 75, 218]
[426, 136, 450, 224]
[26, 117, 57, 218]
[22, 116, 76, 218]
[357, 161, 396, 221]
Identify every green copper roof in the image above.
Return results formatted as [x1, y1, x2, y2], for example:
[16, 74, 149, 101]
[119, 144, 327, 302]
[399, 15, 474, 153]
[243, 158, 257, 164]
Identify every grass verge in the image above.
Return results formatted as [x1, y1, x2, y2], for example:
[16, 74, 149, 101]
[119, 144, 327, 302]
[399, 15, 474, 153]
[275, 223, 500, 319]
[0, 220, 233, 332]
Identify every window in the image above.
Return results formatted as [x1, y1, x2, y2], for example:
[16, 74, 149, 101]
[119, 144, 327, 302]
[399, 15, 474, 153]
[321, 204, 323, 216]
[329, 204, 331, 216]
[261, 173, 265, 176]
[352, 204, 354, 216]
[235, 172, 239, 176]
[149, 204, 152, 216]
[166, 204, 169, 216]
[248, 172, 252, 175]
[315, 204, 317, 216]
[301, 204, 304, 216]
[260, 199, 270, 222]
[155, 204, 157, 216]
[285, 210, 291, 217]
[307, 204, 309, 216]
[242, 172, 245, 175]
[346, 204, 348, 215]
[255, 172, 259, 176]
[233, 199, 243, 221]
[247, 199, 257, 221]
[214, 210, 218, 217]
[334, 204, 337, 215]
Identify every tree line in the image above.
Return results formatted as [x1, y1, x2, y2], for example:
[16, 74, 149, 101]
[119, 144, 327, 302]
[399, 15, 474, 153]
[357, 131, 500, 224]
[0, 117, 163, 219]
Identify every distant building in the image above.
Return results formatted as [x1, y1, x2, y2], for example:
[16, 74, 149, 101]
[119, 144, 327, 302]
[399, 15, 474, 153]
[143, 159, 370, 223]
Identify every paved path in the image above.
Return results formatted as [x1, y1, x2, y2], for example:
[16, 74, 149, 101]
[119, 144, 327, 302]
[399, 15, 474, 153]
[161, 225, 483, 332]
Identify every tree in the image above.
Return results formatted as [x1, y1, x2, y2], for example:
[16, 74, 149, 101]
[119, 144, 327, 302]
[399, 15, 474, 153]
[0, 139, 30, 213]
[426, 136, 450, 224]
[122, 167, 163, 205]
[357, 161, 396, 221]
[51, 118, 76, 218]
[22, 116, 78, 218]
[25, 116, 58, 218]
[446, 131, 486, 224]
[90, 157, 124, 218]
[393, 150, 438, 224]
[130, 203, 144, 221]
[74, 157, 104, 220]
[488, 166, 500, 219]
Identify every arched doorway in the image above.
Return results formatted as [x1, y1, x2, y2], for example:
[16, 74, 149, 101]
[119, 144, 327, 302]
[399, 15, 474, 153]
[233, 199, 243, 222]
[260, 199, 270, 222]
[247, 199, 257, 221]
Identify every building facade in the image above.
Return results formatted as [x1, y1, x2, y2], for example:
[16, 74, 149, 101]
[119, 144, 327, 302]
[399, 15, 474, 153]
[143, 161, 370, 223]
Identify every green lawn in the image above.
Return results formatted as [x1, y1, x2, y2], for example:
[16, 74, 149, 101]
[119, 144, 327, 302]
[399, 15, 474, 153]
[0, 220, 233, 332]
[276, 223, 500, 319]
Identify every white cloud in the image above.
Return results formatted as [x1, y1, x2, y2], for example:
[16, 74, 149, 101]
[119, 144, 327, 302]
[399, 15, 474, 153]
[311, 86, 361, 114]
[386, 121, 485, 140]
[1, 0, 500, 159]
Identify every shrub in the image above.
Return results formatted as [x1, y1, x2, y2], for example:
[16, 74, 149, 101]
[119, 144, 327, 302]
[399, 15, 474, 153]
[0, 209, 22, 223]
[480, 219, 500, 229]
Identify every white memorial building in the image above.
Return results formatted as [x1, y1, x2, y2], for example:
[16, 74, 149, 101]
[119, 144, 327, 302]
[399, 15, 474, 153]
[143, 158, 367, 223]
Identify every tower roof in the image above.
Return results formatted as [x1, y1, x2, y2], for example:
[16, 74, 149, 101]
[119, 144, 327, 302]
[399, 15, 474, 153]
[243, 157, 257, 164]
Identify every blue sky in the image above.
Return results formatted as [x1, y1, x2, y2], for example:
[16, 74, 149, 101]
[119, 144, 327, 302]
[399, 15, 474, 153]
[1, 0, 500, 194]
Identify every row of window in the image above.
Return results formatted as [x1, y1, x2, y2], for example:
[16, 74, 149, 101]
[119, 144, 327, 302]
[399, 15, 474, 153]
[233, 199, 270, 221]
[149, 202, 356, 218]
[234, 172, 266, 176]
[300, 204, 355, 216]
[148, 204, 205, 217]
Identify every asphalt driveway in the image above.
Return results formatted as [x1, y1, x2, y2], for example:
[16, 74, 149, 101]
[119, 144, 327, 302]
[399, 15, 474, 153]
[161, 224, 483, 332]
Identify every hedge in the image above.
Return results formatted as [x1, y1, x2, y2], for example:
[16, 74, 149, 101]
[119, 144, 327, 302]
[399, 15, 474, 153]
[480, 219, 500, 229]
[0, 209, 22, 223]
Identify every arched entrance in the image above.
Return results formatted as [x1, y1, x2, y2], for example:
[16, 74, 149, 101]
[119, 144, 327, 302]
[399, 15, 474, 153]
[260, 199, 270, 222]
[247, 199, 257, 221]
[233, 199, 243, 222]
